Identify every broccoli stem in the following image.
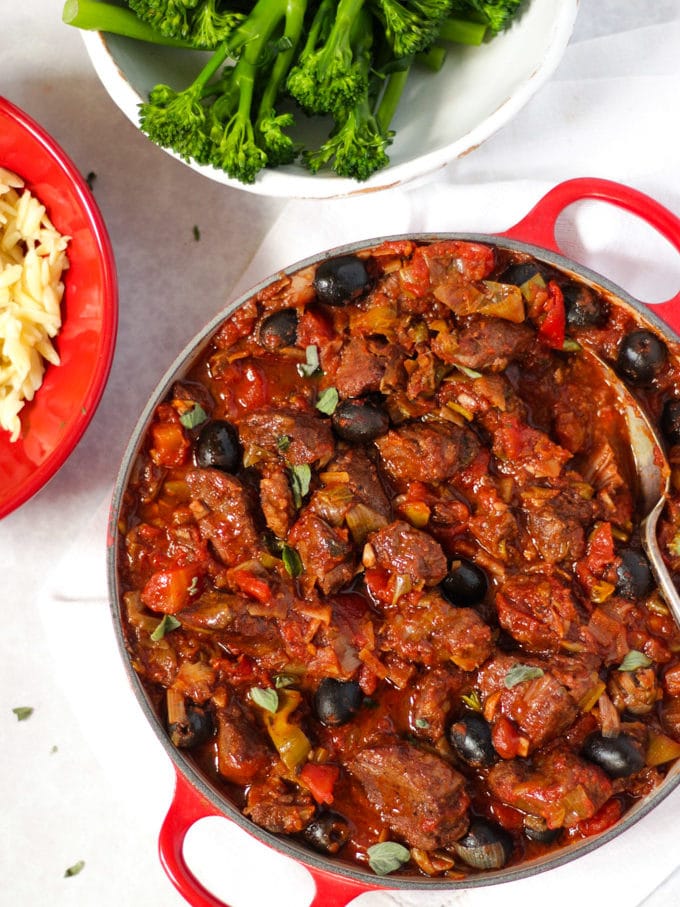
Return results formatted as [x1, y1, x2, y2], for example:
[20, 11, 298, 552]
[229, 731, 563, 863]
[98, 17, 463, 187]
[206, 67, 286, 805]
[375, 64, 410, 134]
[416, 43, 447, 70]
[256, 0, 307, 117]
[438, 16, 488, 44]
[62, 0, 194, 47]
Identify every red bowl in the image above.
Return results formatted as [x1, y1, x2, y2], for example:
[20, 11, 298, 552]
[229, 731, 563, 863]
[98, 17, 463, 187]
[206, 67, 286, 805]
[0, 97, 118, 518]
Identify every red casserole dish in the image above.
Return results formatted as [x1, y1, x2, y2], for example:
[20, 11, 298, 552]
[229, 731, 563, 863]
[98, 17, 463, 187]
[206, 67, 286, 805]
[108, 177, 680, 906]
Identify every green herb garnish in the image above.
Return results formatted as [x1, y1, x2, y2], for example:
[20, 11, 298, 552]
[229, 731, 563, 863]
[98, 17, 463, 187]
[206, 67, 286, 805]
[504, 663, 544, 689]
[414, 717, 430, 729]
[289, 463, 312, 508]
[316, 387, 339, 415]
[297, 344, 321, 378]
[455, 364, 483, 379]
[64, 860, 85, 878]
[276, 434, 291, 452]
[179, 403, 208, 429]
[12, 706, 33, 721]
[367, 841, 410, 875]
[150, 614, 181, 641]
[461, 690, 482, 711]
[618, 650, 653, 672]
[274, 674, 297, 689]
[282, 543, 303, 577]
[250, 687, 279, 713]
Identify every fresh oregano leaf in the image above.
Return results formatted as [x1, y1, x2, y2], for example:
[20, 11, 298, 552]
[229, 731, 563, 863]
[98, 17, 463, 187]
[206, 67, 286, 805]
[504, 663, 544, 689]
[316, 387, 339, 415]
[297, 344, 321, 378]
[12, 706, 33, 721]
[618, 650, 653, 672]
[367, 841, 410, 875]
[274, 673, 297, 689]
[179, 403, 208, 429]
[281, 543, 303, 577]
[250, 687, 279, 713]
[64, 860, 85, 878]
[289, 463, 312, 508]
[150, 614, 181, 642]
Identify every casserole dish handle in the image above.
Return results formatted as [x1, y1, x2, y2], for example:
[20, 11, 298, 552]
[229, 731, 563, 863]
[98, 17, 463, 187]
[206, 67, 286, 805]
[159, 771, 383, 907]
[498, 177, 680, 334]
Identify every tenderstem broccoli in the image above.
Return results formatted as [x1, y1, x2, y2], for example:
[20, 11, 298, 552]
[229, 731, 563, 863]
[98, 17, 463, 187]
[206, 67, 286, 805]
[137, 0, 307, 182]
[449, 0, 523, 35]
[62, 0, 195, 46]
[370, 0, 453, 58]
[286, 0, 370, 116]
[63, 0, 527, 184]
[303, 9, 394, 180]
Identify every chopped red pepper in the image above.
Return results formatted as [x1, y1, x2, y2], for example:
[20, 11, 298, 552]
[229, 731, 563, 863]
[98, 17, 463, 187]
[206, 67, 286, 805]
[572, 797, 623, 838]
[491, 714, 525, 759]
[363, 566, 392, 607]
[297, 307, 336, 348]
[231, 570, 272, 604]
[399, 248, 431, 298]
[150, 421, 190, 467]
[299, 762, 340, 805]
[537, 280, 566, 350]
[219, 360, 269, 411]
[141, 565, 202, 614]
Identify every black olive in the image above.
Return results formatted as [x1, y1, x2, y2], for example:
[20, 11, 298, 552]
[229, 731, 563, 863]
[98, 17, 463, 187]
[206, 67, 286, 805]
[195, 420, 241, 472]
[523, 815, 560, 844]
[616, 330, 668, 386]
[661, 399, 680, 446]
[499, 262, 544, 287]
[302, 811, 351, 855]
[453, 819, 513, 870]
[314, 678, 363, 726]
[563, 283, 609, 328]
[258, 308, 298, 351]
[313, 255, 370, 307]
[331, 398, 390, 443]
[615, 548, 654, 600]
[440, 558, 488, 607]
[448, 713, 496, 767]
[168, 705, 213, 748]
[581, 731, 645, 778]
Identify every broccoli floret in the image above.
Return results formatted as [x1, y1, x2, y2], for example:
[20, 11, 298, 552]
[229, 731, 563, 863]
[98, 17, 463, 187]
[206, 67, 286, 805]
[62, 0, 195, 46]
[127, 0, 244, 46]
[449, 0, 523, 35]
[138, 42, 230, 162]
[254, 0, 307, 166]
[190, 0, 244, 48]
[371, 0, 453, 57]
[204, 59, 268, 182]
[127, 0, 199, 40]
[287, 0, 370, 116]
[304, 11, 394, 181]
[132, 0, 307, 183]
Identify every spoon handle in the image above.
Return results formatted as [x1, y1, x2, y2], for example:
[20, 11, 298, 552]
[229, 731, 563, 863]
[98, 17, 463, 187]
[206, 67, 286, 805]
[643, 500, 680, 628]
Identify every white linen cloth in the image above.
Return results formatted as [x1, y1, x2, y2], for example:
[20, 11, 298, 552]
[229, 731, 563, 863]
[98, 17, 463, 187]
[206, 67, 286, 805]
[4, 2, 680, 906]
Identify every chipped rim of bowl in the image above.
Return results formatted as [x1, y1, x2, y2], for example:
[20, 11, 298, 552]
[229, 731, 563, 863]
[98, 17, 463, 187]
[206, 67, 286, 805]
[81, 0, 579, 200]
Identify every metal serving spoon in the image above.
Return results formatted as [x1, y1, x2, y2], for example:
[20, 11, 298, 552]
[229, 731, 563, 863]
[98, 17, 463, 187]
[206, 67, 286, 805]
[581, 346, 680, 626]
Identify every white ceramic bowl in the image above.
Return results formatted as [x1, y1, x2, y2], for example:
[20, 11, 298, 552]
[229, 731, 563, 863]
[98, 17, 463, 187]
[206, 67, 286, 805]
[82, 0, 578, 199]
